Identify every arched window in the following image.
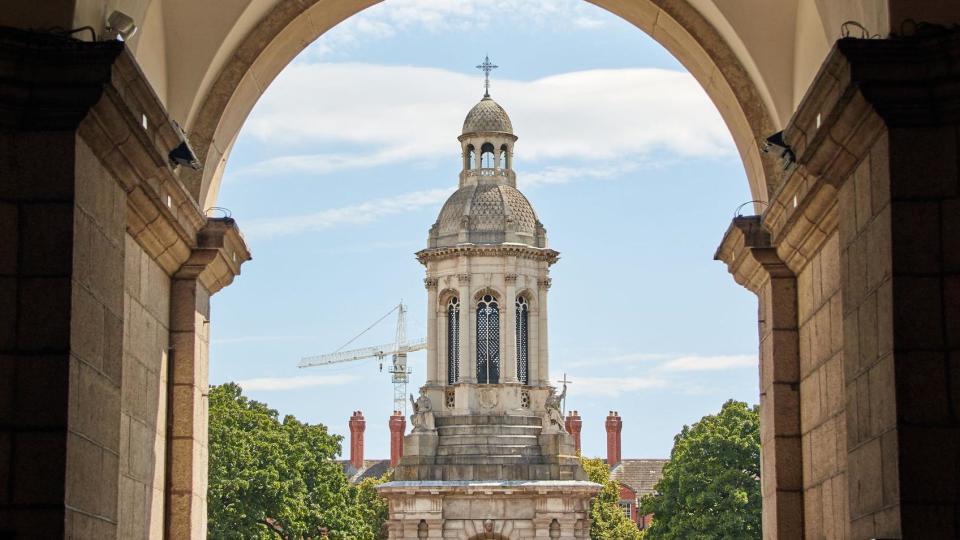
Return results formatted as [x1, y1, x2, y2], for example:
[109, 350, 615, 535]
[447, 297, 460, 384]
[516, 296, 529, 384]
[499, 144, 508, 169]
[466, 145, 476, 169]
[480, 142, 495, 168]
[476, 294, 500, 384]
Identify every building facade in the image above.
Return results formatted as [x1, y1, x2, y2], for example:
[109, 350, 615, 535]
[376, 87, 600, 539]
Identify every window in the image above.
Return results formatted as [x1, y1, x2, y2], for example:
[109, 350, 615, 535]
[618, 501, 632, 520]
[516, 296, 529, 384]
[499, 144, 508, 169]
[476, 294, 500, 384]
[480, 142, 495, 168]
[466, 145, 476, 169]
[447, 297, 460, 384]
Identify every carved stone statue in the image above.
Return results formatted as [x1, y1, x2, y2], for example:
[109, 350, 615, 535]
[544, 384, 567, 432]
[409, 388, 436, 432]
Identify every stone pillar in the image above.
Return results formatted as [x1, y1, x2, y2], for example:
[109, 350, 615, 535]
[716, 217, 803, 539]
[565, 411, 582, 454]
[457, 273, 473, 383]
[349, 411, 366, 470]
[605, 411, 621, 466]
[503, 273, 518, 383]
[424, 278, 438, 384]
[390, 411, 406, 467]
[167, 218, 249, 539]
[0, 29, 250, 539]
[537, 277, 551, 385]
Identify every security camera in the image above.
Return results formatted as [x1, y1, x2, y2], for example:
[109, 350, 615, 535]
[104, 11, 138, 41]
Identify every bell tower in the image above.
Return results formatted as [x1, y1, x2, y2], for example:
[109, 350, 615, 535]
[378, 59, 598, 539]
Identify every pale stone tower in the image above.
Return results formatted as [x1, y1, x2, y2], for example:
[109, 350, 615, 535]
[378, 69, 599, 539]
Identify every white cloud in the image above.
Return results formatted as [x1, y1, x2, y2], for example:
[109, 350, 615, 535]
[660, 354, 757, 372]
[303, 0, 610, 59]
[243, 187, 453, 238]
[236, 374, 359, 391]
[568, 376, 669, 398]
[236, 63, 733, 178]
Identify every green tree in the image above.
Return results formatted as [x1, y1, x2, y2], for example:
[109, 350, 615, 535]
[207, 383, 387, 539]
[581, 456, 644, 540]
[640, 400, 761, 540]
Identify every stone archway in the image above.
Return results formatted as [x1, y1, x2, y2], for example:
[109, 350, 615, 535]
[180, 0, 780, 211]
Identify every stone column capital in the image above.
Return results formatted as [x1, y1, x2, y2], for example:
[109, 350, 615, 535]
[174, 218, 251, 294]
[715, 216, 793, 294]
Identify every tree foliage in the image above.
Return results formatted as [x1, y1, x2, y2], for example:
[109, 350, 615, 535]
[581, 456, 643, 540]
[208, 383, 388, 539]
[640, 400, 761, 540]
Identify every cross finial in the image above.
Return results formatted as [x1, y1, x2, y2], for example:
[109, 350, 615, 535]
[558, 372, 573, 415]
[476, 55, 498, 97]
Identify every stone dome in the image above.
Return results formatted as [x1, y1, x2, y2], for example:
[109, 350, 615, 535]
[429, 182, 545, 248]
[462, 96, 513, 134]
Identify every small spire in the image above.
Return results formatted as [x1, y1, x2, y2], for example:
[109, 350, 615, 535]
[476, 55, 498, 98]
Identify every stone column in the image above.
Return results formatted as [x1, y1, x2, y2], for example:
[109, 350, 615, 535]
[503, 273, 518, 383]
[716, 216, 803, 539]
[536, 277, 551, 385]
[457, 273, 473, 383]
[167, 218, 249, 539]
[389, 411, 406, 467]
[424, 277, 439, 384]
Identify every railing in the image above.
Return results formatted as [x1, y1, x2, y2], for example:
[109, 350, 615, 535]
[464, 168, 509, 177]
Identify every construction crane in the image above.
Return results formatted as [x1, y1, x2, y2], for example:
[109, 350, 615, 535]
[298, 302, 426, 415]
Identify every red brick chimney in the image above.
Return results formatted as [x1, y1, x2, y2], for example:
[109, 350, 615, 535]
[565, 410, 583, 454]
[348, 410, 365, 470]
[605, 411, 622, 465]
[389, 410, 406, 467]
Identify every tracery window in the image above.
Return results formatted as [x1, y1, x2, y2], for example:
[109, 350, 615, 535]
[476, 294, 500, 384]
[515, 296, 529, 384]
[447, 297, 460, 384]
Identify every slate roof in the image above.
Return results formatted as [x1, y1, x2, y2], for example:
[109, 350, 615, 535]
[609, 459, 668, 497]
[339, 459, 392, 483]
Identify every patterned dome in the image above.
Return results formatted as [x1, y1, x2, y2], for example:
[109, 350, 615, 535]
[430, 183, 544, 247]
[462, 96, 513, 134]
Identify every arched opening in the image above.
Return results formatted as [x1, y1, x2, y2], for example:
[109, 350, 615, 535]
[480, 142, 496, 168]
[446, 296, 460, 385]
[476, 294, 501, 385]
[515, 295, 530, 385]
[466, 144, 476, 170]
[499, 144, 509, 169]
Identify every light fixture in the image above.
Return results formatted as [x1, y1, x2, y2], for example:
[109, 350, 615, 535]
[104, 11, 138, 41]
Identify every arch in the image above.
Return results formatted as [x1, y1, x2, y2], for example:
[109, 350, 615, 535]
[465, 144, 476, 170]
[480, 142, 496, 168]
[446, 295, 461, 385]
[473, 286, 503, 302]
[476, 293, 501, 384]
[180, 0, 788, 209]
[499, 144, 509, 169]
[515, 295, 530, 385]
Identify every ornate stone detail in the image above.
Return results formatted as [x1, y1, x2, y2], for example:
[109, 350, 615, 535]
[520, 389, 530, 409]
[478, 387, 498, 409]
[462, 96, 513, 134]
[409, 389, 436, 433]
[424, 277, 439, 289]
[544, 385, 566, 432]
[445, 388, 456, 409]
[504, 273, 518, 284]
[457, 273, 471, 284]
[417, 245, 559, 264]
[538, 277, 552, 290]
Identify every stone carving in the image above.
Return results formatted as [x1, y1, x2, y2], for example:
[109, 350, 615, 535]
[538, 277, 552, 290]
[544, 384, 567, 432]
[409, 389, 436, 432]
[424, 277, 439, 289]
[479, 387, 498, 409]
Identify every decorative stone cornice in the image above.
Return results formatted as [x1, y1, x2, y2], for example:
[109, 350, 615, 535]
[7, 30, 254, 284]
[417, 244, 559, 265]
[715, 216, 793, 294]
[764, 30, 960, 273]
[175, 218, 251, 294]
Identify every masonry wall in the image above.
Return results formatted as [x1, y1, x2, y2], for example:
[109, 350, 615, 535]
[120, 232, 171, 538]
[797, 232, 848, 539]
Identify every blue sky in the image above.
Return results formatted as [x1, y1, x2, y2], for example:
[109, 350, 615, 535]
[211, 0, 758, 461]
